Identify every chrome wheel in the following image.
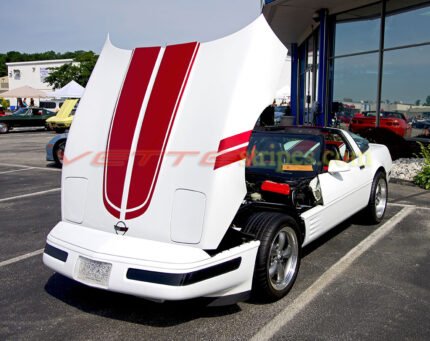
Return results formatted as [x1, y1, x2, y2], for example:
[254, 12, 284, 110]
[53, 140, 66, 167]
[375, 178, 387, 219]
[268, 226, 299, 291]
[0, 123, 8, 133]
[56, 146, 64, 164]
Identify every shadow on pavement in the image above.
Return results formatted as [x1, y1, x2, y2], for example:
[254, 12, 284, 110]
[44, 273, 241, 327]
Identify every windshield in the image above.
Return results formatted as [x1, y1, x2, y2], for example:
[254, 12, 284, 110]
[362, 111, 404, 119]
[246, 132, 323, 176]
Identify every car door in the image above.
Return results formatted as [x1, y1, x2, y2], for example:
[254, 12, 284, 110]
[301, 131, 371, 241]
[11, 109, 30, 127]
[23, 108, 41, 127]
[39, 109, 55, 127]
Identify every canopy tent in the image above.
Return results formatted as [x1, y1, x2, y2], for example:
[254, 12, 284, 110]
[48, 80, 85, 98]
[1, 85, 48, 98]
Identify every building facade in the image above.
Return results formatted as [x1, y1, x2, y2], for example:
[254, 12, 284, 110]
[6, 59, 74, 107]
[6, 59, 73, 92]
[264, 0, 430, 127]
[0, 76, 9, 95]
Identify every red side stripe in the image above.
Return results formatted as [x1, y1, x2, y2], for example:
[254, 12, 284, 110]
[126, 42, 199, 220]
[103, 47, 160, 218]
[217, 130, 252, 153]
[214, 146, 248, 170]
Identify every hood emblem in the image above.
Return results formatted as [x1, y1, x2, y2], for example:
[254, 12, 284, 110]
[114, 221, 129, 235]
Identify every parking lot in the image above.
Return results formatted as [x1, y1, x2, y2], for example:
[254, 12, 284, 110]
[0, 130, 429, 340]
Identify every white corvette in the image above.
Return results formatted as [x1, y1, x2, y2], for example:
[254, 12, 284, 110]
[43, 15, 392, 305]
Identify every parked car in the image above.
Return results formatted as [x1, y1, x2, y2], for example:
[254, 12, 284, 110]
[46, 99, 78, 133]
[0, 107, 56, 133]
[44, 125, 392, 302]
[42, 22, 391, 305]
[336, 111, 354, 124]
[412, 119, 430, 129]
[349, 111, 412, 137]
[46, 133, 67, 167]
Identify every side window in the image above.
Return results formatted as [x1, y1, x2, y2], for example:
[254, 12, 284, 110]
[349, 132, 370, 154]
[323, 132, 356, 170]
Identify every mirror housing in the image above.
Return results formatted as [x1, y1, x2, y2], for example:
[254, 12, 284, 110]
[328, 160, 351, 173]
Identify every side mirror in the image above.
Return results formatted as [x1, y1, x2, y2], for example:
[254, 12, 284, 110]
[328, 160, 351, 173]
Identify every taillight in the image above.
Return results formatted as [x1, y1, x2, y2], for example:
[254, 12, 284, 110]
[261, 181, 291, 195]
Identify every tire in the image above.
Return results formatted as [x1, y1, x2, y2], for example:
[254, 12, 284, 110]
[55, 128, 65, 133]
[53, 140, 66, 167]
[243, 212, 301, 302]
[363, 171, 388, 224]
[0, 123, 9, 133]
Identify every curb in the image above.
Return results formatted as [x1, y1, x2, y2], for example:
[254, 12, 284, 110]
[390, 177, 416, 187]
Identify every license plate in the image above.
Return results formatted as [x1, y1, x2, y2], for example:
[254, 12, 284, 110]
[77, 257, 112, 287]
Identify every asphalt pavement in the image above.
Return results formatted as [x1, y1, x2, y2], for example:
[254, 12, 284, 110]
[0, 130, 429, 340]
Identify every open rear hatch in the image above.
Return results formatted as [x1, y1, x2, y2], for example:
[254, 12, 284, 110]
[61, 14, 287, 250]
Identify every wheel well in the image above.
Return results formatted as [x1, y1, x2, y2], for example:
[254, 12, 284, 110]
[375, 166, 387, 179]
[54, 139, 66, 150]
[237, 208, 306, 246]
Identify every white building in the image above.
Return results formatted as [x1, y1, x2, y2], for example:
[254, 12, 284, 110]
[0, 76, 8, 95]
[6, 59, 74, 107]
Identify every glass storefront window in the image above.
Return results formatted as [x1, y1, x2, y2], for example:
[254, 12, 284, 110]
[385, 4, 430, 48]
[329, 1, 430, 142]
[298, 30, 320, 125]
[381, 45, 430, 136]
[334, 2, 382, 56]
[332, 53, 378, 109]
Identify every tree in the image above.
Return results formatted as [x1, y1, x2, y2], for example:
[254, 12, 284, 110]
[44, 64, 81, 89]
[415, 99, 421, 106]
[0, 97, 10, 109]
[0, 50, 98, 79]
[425, 95, 430, 107]
[45, 51, 98, 89]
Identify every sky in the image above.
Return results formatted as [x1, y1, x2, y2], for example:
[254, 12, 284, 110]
[0, 0, 262, 53]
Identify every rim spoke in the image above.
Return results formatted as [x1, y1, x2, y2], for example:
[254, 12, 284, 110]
[270, 247, 278, 258]
[276, 263, 285, 282]
[282, 245, 292, 259]
[269, 262, 278, 277]
[277, 232, 286, 250]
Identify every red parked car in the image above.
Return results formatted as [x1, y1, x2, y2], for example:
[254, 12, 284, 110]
[349, 111, 412, 138]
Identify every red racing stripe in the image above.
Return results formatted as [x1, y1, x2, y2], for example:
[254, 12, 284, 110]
[126, 42, 199, 220]
[103, 47, 160, 218]
[217, 130, 252, 153]
[214, 146, 248, 170]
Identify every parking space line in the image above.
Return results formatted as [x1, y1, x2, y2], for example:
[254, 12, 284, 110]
[389, 202, 430, 211]
[0, 163, 61, 172]
[0, 167, 36, 175]
[0, 249, 44, 268]
[251, 206, 415, 341]
[0, 188, 61, 203]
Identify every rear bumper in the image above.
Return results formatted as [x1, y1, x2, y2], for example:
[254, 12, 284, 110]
[44, 221, 259, 301]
